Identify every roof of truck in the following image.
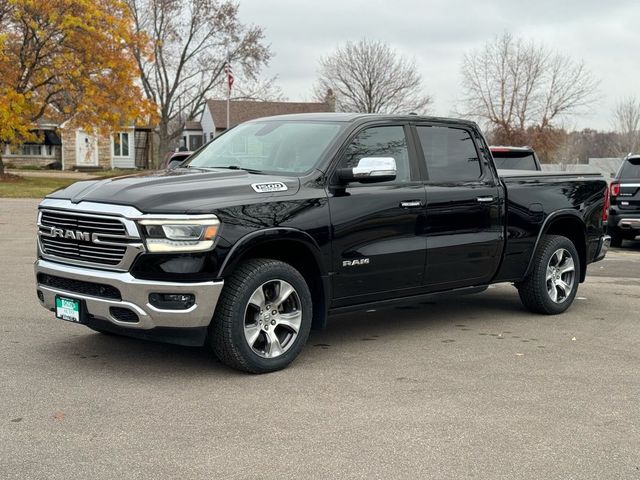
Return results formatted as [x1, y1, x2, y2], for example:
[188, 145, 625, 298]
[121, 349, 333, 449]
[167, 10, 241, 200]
[244, 112, 479, 127]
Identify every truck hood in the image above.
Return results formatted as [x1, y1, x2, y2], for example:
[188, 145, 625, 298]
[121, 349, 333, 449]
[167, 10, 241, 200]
[46, 168, 301, 213]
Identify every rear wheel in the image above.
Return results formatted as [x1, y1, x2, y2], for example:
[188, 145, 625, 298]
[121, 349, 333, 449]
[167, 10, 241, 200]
[517, 235, 580, 315]
[209, 258, 312, 373]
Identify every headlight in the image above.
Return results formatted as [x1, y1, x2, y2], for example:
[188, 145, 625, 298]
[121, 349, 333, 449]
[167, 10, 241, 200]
[138, 216, 220, 253]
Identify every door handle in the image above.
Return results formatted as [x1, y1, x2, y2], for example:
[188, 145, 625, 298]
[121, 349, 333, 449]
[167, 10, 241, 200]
[400, 200, 423, 208]
[476, 196, 495, 203]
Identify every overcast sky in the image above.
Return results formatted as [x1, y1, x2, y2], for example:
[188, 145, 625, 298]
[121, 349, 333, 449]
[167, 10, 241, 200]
[239, 0, 640, 131]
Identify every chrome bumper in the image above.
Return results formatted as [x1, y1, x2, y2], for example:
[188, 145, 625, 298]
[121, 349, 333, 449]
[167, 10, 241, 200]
[35, 259, 223, 330]
[618, 218, 640, 230]
[594, 235, 611, 262]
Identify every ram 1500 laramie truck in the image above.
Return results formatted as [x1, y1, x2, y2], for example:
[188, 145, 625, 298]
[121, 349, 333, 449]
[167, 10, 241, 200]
[35, 114, 611, 373]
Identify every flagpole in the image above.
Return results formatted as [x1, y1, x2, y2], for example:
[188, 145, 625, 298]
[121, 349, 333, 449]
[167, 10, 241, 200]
[226, 53, 230, 131]
[226, 81, 230, 131]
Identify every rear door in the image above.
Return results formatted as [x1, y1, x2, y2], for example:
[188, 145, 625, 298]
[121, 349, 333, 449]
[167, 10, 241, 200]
[328, 123, 427, 304]
[415, 123, 504, 291]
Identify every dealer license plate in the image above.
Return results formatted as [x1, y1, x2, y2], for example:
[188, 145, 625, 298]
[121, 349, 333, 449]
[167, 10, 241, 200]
[55, 296, 81, 323]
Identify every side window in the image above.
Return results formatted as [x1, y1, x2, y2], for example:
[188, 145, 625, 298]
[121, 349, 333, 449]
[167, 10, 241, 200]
[113, 132, 130, 157]
[416, 126, 481, 182]
[340, 126, 411, 183]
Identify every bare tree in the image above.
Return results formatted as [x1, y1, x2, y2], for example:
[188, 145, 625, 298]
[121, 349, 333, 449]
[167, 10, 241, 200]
[126, 0, 272, 159]
[230, 74, 286, 102]
[461, 32, 598, 153]
[314, 40, 432, 114]
[612, 97, 640, 156]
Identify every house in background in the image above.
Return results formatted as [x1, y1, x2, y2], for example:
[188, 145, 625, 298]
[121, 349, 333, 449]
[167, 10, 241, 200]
[1, 120, 62, 168]
[6, 122, 155, 170]
[59, 122, 156, 170]
[180, 121, 205, 152]
[59, 125, 138, 170]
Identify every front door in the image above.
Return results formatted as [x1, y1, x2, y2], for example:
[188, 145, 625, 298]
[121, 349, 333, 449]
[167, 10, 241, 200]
[76, 130, 98, 167]
[328, 124, 427, 305]
[415, 124, 503, 291]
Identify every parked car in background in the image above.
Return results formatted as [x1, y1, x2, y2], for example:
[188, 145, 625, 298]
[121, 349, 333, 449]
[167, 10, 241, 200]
[161, 150, 193, 170]
[608, 154, 640, 247]
[490, 146, 541, 171]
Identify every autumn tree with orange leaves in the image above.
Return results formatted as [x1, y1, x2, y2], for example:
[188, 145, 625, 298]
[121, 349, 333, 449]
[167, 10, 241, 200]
[0, 0, 155, 176]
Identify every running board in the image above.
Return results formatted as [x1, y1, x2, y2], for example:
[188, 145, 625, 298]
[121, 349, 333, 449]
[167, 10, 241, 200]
[328, 285, 489, 315]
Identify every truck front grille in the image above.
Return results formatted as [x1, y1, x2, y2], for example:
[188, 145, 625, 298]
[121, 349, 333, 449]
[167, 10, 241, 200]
[37, 209, 142, 270]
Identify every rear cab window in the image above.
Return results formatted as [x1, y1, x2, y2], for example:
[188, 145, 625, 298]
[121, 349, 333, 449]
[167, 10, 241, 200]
[491, 150, 538, 171]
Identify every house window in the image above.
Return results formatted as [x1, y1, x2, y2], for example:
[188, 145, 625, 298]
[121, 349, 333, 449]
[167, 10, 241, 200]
[188, 135, 203, 151]
[8, 144, 53, 156]
[113, 132, 130, 157]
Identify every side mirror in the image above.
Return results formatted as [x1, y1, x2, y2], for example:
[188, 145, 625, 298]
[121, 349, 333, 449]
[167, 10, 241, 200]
[338, 157, 397, 184]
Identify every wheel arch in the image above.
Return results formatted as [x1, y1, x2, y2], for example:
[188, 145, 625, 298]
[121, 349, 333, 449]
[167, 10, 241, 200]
[218, 228, 329, 330]
[524, 210, 588, 282]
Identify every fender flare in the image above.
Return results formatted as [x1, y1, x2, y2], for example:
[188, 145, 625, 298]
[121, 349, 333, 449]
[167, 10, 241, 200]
[522, 209, 586, 279]
[216, 227, 327, 278]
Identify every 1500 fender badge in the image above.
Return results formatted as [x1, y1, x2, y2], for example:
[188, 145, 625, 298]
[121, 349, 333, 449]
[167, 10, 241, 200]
[343, 258, 370, 267]
[251, 182, 288, 193]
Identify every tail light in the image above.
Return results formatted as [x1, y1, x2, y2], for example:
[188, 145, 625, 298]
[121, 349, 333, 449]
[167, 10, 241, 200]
[610, 182, 620, 197]
[603, 184, 610, 222]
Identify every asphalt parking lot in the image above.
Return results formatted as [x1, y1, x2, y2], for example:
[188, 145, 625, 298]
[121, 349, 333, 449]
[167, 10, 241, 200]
[1, 198, 639, 479]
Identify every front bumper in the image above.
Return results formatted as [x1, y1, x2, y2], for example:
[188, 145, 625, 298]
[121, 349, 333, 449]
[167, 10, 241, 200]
[35, 259, 223, 341]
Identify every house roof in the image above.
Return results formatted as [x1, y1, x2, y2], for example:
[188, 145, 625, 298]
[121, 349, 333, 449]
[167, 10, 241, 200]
[183, 121, 203, 131]
[206, 99, 332, 129]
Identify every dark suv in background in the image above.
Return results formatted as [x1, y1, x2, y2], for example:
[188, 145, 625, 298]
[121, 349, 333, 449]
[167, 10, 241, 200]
[608, 154, 640, 247]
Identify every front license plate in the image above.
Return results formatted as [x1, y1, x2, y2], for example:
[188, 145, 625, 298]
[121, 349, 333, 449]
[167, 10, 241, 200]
[55, 296, 81, 323]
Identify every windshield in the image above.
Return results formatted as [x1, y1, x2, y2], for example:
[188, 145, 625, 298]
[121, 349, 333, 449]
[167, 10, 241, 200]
[492, 151, 538, 171]
[619, 157, 640, 179]
[186, 120, 344, 174]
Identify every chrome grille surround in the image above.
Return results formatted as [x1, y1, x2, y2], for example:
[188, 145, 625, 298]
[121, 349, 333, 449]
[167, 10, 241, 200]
[37, 199, 145, 271]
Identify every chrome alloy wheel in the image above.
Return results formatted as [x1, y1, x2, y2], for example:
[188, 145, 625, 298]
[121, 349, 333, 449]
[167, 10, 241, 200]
[546, 248, 576, 303]
[243, 279, 302, 358]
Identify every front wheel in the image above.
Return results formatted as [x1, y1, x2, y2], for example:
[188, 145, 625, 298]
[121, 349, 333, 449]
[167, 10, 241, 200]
[209, 259, 312, 373]
[517, 235, 580, 315]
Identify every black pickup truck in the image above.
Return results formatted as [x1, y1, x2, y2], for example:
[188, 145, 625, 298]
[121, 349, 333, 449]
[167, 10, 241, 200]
[35, 114, 610, 373]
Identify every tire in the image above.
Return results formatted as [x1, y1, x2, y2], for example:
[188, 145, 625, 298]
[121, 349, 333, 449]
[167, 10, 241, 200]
[517, 235, 580, 315]
[209, 258, 312, 373]
[609, 228, 623, 248]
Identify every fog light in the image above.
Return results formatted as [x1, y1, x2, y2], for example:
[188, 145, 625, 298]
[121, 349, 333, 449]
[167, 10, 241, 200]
[149, 293, 196, 310]
[37, 290, 44, 302]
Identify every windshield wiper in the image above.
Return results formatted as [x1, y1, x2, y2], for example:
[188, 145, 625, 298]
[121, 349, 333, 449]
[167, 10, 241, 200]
[206, 165, 264, 174]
